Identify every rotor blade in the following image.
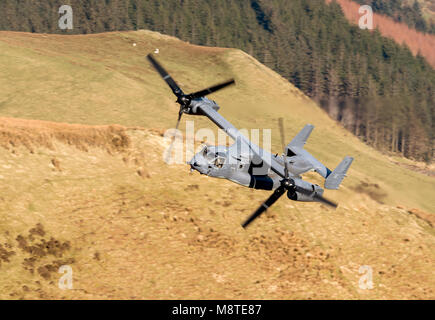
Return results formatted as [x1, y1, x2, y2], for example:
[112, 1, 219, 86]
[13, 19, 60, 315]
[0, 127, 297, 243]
[164, 111, 183, 163]
[147, 54, 184, 97]
[242, 186, 286, 228]
[278, 118, 289, 178]
[314, 194, 338, 209]
[187, 79, 235, 100]
[294, 185, 338, 209]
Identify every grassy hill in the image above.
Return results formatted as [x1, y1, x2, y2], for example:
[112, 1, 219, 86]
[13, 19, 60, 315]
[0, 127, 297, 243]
[1, 0, 434, 162]
[0, 30, 434, 299]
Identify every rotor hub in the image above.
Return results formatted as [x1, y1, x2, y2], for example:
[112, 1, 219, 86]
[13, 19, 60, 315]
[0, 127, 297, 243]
[280, 178, 295, 189]
[177, 95, 191, 106]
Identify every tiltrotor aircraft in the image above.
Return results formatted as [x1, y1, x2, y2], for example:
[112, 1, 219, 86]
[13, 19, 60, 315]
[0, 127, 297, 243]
[147, 54, 353, 228]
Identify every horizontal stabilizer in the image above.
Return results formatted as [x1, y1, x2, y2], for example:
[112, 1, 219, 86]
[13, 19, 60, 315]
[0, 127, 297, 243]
[288, 124, 314, 149]
[324, 156, 354, 190]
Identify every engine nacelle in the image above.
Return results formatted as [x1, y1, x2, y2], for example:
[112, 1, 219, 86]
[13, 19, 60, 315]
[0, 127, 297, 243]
[189, 98, 220, 114]
[287, 179, 324, 202]
[287, 190, 317, 202]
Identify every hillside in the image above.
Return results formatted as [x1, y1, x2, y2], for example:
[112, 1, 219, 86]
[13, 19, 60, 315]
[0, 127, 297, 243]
[0, 0, 434, 162]
[0, 30, 434, 299]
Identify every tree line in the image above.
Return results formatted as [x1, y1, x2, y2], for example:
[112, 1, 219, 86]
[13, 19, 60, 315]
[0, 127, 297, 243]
[0, 0, 433, 161]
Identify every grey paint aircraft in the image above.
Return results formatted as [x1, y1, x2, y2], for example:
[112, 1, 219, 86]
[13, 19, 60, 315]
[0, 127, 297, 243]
[147, 54, 353, 228]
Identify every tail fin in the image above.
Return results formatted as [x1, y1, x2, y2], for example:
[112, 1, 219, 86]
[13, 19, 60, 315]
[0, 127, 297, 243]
[288, 124, 314, 149]
[324, 156, 353, 190]
[286, 124, 330, 178]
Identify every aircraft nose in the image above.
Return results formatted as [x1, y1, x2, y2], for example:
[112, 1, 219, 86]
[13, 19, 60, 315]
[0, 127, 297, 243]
[188, 158, 198, 169]
[189, 154, 210, 174]
[188, 159, 196, 172]
[188, 158, 196, 167]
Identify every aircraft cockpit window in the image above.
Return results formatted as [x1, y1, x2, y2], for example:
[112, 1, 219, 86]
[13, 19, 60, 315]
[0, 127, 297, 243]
[202, 147, 208, 157]
[202, 147, 227, 167]
[202, 147, 216, 162]
[214, 156, 225, 168]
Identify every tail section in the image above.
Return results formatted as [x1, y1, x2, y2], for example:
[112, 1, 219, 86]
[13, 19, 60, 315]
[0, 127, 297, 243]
[288, 124, 314, 149]
[285, 125, 353, 186]
[286, 124, 330, 178]
[324, 156, 354, 190]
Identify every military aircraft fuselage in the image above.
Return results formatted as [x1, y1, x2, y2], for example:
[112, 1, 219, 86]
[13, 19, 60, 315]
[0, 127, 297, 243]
[189, 144, 324, 202]
[147, 53, 352, 227]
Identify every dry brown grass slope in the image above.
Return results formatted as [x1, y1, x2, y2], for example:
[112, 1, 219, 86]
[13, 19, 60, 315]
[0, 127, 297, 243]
[0, 30, 433, 212]
[0, 117, 433, 300]
[0, 30, 434, 299]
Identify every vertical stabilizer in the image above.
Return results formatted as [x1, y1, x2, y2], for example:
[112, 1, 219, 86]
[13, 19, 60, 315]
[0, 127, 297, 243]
[288, 124, 314, 149]
[286, 124, 331, 178]
[324, 156, 353, 190]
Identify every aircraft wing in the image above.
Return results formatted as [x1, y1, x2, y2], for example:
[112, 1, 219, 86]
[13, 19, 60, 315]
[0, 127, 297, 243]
[196, 102, 286, 178]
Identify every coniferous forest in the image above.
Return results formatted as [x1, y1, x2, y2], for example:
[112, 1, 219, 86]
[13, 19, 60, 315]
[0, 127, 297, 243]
[354, 0, 435, 34]
[0, 0, 433, 161]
